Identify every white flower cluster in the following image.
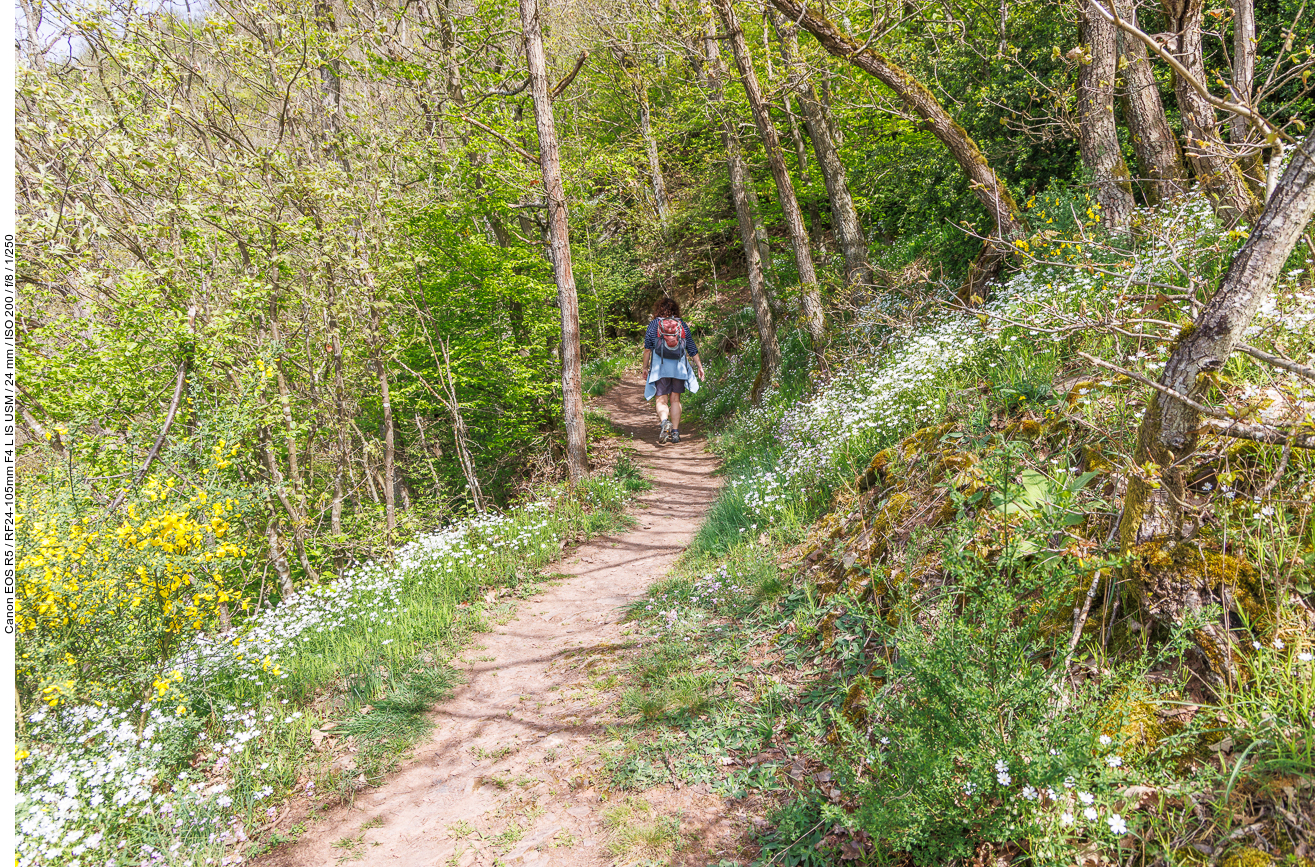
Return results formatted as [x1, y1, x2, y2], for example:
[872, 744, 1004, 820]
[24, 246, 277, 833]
[973, 753, 1131, 840]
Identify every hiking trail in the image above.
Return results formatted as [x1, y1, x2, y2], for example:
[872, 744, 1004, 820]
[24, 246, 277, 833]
[259, 371, 750, 867]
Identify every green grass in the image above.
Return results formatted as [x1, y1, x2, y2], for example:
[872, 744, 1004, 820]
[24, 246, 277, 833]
[603, 797, 682, 862]
[583, 354, 633, 396]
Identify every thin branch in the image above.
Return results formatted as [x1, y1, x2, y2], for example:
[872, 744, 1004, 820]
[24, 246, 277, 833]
[454, 112, 539, 166]
[105, 362, 187, 515]
[485, 75, 531, 97]
[1257, 440, 1294, 498]
[1076, 351, 1236, 422]
[1202, 419, 1315, 449]
[1065, 569, 1103, 666]
[550, 50, 589, 101]
[1235, 342, 1315, 383]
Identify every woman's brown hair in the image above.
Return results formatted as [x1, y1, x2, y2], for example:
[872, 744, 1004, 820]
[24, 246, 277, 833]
[652, 296, 680, 318]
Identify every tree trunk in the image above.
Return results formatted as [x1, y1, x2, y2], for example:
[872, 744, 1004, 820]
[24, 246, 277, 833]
[265, 513, 295, 600]
[700, 8, 782, 401]
[270, 337, 305, 511]
[771, 11, 872, 290]
[328, 311, 347, 537]
[1118, 128, 1315, 682]
[1112, 0, 1188, 205]
[258, 428, 317, 583]
[783, 95, 821, 242]
[768, 0, 1024, 298]
[373, 352, 397, 538]
[437, 338, 487, 513]
[743, 176, 775, 280]
[521, 0, 588, 486]
[713, 0, 827, 355]
[351, 420, 382, 505]
[1078, 0, 1136, 232]
[1231, 0, 1264, 188]
[17, 0, 46, 72]
[637, 82, 671, 223]
[1160, 0, 1261, 224]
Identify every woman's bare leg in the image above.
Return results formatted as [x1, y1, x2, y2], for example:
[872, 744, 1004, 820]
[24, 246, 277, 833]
[655, 394, 670, 425]
[669, 392, 682, 430]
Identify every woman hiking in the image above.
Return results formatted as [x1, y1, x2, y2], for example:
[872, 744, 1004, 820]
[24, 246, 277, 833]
[642, 297, 706, 444]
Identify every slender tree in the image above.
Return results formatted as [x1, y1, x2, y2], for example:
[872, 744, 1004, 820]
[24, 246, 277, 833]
[1231, 0, 1264, 187]
[637, 79, 671, 223]
[712, 0, 827, 353]
[1077, 0, 1136, 231]
[521, 0, 588, 485]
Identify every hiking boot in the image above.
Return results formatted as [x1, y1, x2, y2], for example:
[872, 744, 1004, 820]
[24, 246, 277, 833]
[670, 429, 680, 443]
[658, 419, 671, 444]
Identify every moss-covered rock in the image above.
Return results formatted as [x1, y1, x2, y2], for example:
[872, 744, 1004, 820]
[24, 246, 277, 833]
[1065, 379, 1102, 407]
[930, 449, 978, 484]
[1223, 847, 1275, 867]
[898, 422, 957, 460]
[858, 447, 896, 492]
[1099, 683, 1181, 757]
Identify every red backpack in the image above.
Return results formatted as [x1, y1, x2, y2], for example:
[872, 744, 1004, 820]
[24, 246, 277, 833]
[656, 317, 687, 359]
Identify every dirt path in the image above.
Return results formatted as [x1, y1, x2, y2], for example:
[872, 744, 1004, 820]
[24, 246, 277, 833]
[261, 373, 747, 867]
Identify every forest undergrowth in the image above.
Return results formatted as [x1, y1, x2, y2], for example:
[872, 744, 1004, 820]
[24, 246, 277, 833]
[611, 193, 1315, 867]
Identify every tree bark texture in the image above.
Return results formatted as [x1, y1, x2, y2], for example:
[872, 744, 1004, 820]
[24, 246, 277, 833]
[772, 12, 872, 290]
[743, 176, 775, 279]
[1231, 0, 1256, 146]
[437, 338, 487, 513]
[521, 0, 589, 486]
[259, 427, 317, 583]
[373, 354, 397, 537]
[700, 9, 782, 401]
[1160, 0, 1261, 224]
[713, 0, 827, 354]
[1118, 128, 1315, 682]
[636, 81, 671, 222]
[328, 309, 347, 538]
[1112, 0, 1188, 205]
[265, 514, 295, 600]
[767, 0, 1024, 297]
[1230, 0, 1264, 188]
[1077, 0, 1136, 231]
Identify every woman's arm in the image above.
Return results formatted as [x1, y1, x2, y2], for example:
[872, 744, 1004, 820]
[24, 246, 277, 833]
[684, 321, 706, 378]
[641, 319, 655, 373]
